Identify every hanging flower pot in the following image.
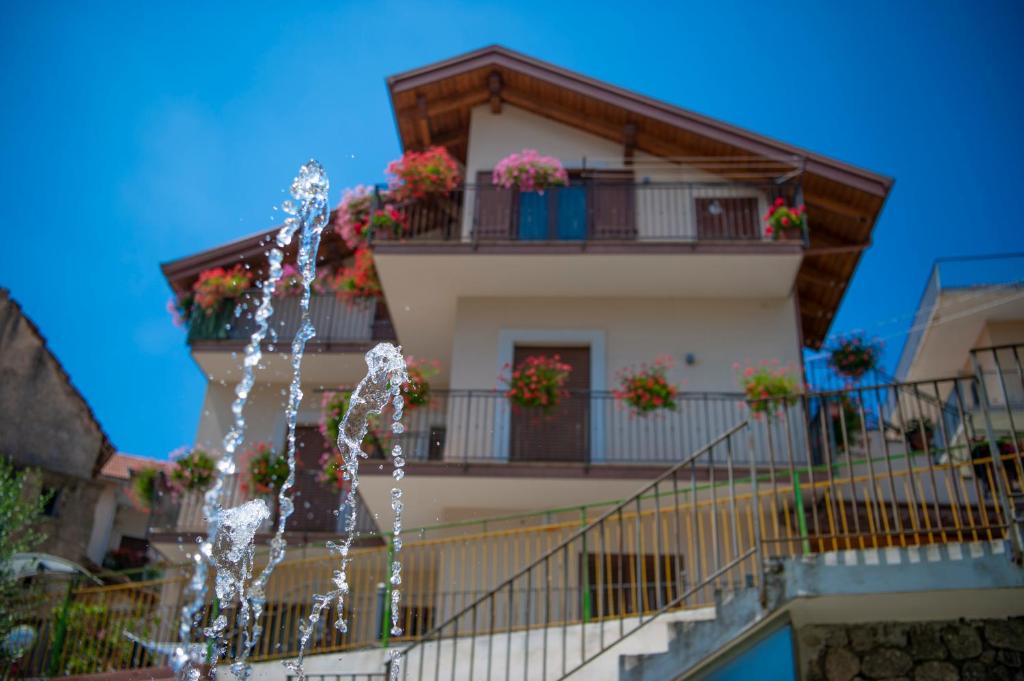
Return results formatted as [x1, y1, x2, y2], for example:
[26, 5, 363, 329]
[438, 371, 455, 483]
[492, 149, 569, 192]
[763, 197, 806, 241]
[240, 441, 290, 496]
[333, 185, 409, 249]
[502, 354, 573, 414]
[827, 334, 882, 381]
[386, 146, 461, 202]
[169, 447, 215, 494]
[734, 360, 801, 419]
[614, 355, 679, 416]
[402, 357, 440, 410]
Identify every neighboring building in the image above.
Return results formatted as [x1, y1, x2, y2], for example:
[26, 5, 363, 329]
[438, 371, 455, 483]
[94, 452, 174, 570]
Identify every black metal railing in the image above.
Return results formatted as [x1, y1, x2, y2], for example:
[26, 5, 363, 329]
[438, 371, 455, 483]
[186, 292, 396, 346]
[388, 372, 1024, 680]
[371, 179, 805, 245]
[379, 390, 803, 466]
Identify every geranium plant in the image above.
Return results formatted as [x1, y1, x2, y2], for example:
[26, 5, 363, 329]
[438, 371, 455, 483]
[275, 263, 305, 298]
[763, 197, 806, 241]
[167, 292, 193, 327]
[169, 447, 215, 493]
[402, 357, 440, 409]
[827, 334, 883, 381]
[734, 360, 801, 418]
[492, 149, 569, 192]
[386, 146, 461, 201]
[192, 264, 254, 313]
[240, 441, 289, 495]
[319, 389, 389, 489]
[332, 248, 382, 300]
[614, 356, 679, 415]
[502, 354, 573, 413]
[333, 185, 408, 249]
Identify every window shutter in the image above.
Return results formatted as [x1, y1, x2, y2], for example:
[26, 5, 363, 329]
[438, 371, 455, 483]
[587, 170, 636, 239]
[694, 197, 759, 239]
[473, 170, 514, 239]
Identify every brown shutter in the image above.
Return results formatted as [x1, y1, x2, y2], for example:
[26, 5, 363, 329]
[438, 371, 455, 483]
[473, 170, 514, 240]
[509, 346, 590, 462]
[290, 426, 343, 532]
[694, 197, 759, 240]
[587, 170, 636, 239]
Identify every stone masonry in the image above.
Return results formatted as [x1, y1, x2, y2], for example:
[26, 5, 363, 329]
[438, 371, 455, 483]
[800, 617, 1024, 681]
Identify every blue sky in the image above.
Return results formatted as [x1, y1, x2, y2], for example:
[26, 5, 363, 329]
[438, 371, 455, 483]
[2, 2, 1023, 459]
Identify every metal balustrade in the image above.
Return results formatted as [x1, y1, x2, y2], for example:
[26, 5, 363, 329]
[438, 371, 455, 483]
[14, 358, 1024, 677]
[371, 180, 805, 245]
[186, 293, 395, 347]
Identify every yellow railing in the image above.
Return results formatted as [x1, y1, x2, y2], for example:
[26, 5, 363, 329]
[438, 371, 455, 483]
[16, 445, 1019, 677]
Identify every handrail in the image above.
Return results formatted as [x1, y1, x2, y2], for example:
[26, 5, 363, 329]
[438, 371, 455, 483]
[392, 421, 752, 680]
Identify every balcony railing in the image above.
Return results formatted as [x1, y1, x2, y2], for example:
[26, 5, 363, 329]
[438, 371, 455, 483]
[371, 179, 804, 245]
[380, 390, 802, 466]
[186, 292, 396, 348]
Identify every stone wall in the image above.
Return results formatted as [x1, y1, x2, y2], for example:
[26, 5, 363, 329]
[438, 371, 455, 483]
[800, 618, 1024, 681]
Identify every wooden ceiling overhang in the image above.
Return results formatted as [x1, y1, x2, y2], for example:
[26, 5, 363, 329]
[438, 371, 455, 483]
[387, 46, 894, 349]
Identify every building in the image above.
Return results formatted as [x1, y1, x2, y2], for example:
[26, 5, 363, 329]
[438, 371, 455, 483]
[22, 48, 1023, 680]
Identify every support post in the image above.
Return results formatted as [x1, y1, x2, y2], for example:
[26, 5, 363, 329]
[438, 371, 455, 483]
[380, 536, 396, 647]
[47, 575, 77, 676]
[747, 425, 766, 607]
[971, 352, 1024, 564]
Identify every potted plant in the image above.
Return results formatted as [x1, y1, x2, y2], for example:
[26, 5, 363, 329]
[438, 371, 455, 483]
[827, 334, 883, 381]
[763, 197, 806, 241]
[402, 357, 440, 410]
[192, 264, 254, 313]
[128, 467, 161, 511]
[492, 149, 569, 192]
[331, 248, 382, 300]
[734, 360, 800, 418]
[502, 354, 573, 414]
[828, 395, 864, 451]
[240, 441, 290, 495]
[333, 185, 408, 248]
[169, 447, 215, 494]
[904, 417, 934, 452]
[386, 146, 461, 201]
[320, 390, 388, 463]
[274, 263, 305, 298]
[613, 355, 679, 416]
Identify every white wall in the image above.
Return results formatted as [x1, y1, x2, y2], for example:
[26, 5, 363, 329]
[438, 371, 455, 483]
[449, 296, 802, 394]
[461, 104, 768, 241]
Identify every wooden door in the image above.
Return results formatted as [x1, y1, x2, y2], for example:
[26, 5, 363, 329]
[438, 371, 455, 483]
[473, 170, 515, 239]
[509, 346, 590, 462]
[694, 197, 759, 239]
[290, 426, 342, 533]
[587, 170, 636, 239]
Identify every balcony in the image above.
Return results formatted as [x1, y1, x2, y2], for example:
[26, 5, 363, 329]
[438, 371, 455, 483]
[186, 292, 398, 383]
[373, 178, 805, 248]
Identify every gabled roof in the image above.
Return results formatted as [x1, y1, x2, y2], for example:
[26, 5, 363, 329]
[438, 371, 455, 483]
[100, 452, 173, 481]
[387, 45, 894, 347]
[0, 289, 116, 477]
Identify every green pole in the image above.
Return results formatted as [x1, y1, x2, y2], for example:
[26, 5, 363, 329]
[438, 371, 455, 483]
[580, 507, 591, 623]
[380, 535, 395, 647]
[206, 597, 220, 664]
[47, 575, 77, 676]
[791, 469, 811, 555]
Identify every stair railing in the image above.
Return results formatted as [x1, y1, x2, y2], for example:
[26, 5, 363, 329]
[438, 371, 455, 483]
[389, 421, 759, 681]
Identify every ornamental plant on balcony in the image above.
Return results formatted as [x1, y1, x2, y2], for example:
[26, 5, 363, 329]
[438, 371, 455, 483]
[274, 263, 305, 298]
[502, 354, 573, 414]
[166, 292, 193, 327]
[492, 149, 569, 192]
[319, 390, 389, 490]
[331, 248, 382, 300]
[386, 146, 461, 201]
[827, 333, 883, 381]
[169, 447, 215, 494]
[402, 357, 440, 410]
[904, 417, 935, 452]
[333, 185, 409, 249]
[240, 441, 290, 495]
[128, 467, 161, 511]
[763, 197, 806, 240]
[734, 360, 801, 418]
[613, 356, 680, 416]
[192, 264, 254, 314]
